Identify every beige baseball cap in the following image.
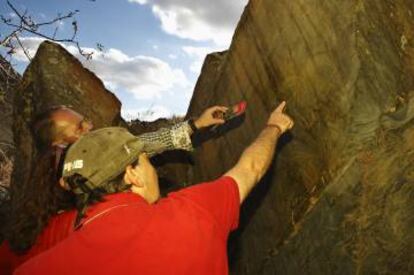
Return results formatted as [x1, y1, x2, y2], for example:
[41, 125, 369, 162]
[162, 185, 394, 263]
[62, 127, 147, 194]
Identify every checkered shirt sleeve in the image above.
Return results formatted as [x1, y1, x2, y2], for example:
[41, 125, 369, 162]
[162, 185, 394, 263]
[137, 121, 194, 157]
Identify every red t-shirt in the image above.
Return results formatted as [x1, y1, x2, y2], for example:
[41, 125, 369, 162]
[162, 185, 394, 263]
[15, 176, 240, 275]
[0, 209, 76, 274]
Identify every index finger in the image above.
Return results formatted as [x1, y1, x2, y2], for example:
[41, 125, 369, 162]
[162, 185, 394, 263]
[275, 101, 286, 113]
[210, 106, 228, 113]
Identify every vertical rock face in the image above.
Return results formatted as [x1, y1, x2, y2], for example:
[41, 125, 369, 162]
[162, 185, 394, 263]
[0, 56, 19, 154]
[13, 41, 123, 192]
[0, 56, 20, 199]
[18, 41, 122, 128]
[187, 51, 228, 117]
[185, 0, 414, 274]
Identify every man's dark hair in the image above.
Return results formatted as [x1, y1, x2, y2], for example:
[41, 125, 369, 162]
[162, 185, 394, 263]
[66, 172, 128, 228]
[0, 195, 9, 243]
[65, 159, 138, 228]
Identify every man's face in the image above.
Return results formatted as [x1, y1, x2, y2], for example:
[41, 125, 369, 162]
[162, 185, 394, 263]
[51, 108, 94, 145]
[130, 153, 160, 204]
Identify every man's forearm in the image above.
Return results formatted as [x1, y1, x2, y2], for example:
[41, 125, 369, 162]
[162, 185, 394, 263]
[225, 101, 293, 203]
[225, 126, 281, 202]
[241, 126, 281, 182]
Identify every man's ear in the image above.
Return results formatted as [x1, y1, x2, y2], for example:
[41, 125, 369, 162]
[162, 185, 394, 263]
[59, 177, 70, 190]
[124, 165, 144, 187]
[51, 134, 67, 147]
[52, 138, 62, 146]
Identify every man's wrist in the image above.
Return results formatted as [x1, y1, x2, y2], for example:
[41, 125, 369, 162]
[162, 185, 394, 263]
[188, 119, 198, 133]
[194, 118, 203, 129]
[266, 124, 283, 135]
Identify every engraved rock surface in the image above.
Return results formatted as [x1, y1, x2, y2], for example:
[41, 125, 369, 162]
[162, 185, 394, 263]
[183, 1, 414, 274]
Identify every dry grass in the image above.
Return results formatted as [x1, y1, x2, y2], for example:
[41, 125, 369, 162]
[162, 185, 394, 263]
[0, 148, 13, 200]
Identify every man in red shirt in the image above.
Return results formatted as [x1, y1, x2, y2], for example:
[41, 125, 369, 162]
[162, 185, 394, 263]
[1, 105, 227, 274]
[15, 101, 294, 275]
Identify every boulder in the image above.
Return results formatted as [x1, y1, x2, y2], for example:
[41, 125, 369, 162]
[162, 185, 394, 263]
[0, 56, 20, 200]
[0, 56, 19, 155]
[184, 0, 414, 274]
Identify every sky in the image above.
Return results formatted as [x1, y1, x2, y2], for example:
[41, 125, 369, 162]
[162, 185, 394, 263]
[0, 0, 248, 120]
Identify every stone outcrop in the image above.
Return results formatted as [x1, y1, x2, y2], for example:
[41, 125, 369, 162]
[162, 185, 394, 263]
[186, 51, 228, 117]
[17, 41, 123, 128]
[13, 41, 124, 191]
[0, 56, 20, 200]
[0, 56, 19, 155]
[183, 0, 414, 274]
[5, 0, 414, 272]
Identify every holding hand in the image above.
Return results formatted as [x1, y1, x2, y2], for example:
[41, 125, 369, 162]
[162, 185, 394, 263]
[194, 106, 229, 129]
[267, 101, 294, 134]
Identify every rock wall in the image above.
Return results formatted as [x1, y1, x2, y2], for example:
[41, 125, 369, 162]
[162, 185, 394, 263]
[0, 56, 19, 155]
[0, 56, 20, 200]
[5, 0, 414, 272]
[184, 0, 414, 274]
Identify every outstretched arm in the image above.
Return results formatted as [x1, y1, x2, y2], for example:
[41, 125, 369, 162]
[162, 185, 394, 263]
[138, 105, 228, 157]
[224, 101, 294, 203]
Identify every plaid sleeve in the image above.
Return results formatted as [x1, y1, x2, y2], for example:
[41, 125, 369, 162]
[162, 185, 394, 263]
[137, 121, 194, 157]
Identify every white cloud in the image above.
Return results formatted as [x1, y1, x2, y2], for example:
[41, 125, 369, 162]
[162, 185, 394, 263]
[78, 47, 191, 99]
[121, 105, 173, 121]
[13, 37, 191, 100]
[168, 54, 177, 59]
[11, 37, 45, 61]
[128, 0, 248, 47]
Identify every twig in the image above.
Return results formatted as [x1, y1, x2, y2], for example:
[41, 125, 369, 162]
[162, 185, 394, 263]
[14, 34, 32, 61]
[6, 0, 29, 26]
[1, 0, 92, 59]
[0, 28, 22, 47]
[36, 11, 79, 27]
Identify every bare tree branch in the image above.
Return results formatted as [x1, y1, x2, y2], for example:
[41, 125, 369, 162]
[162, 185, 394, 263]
[1, 0, 93, 60]
[36, 11, 79, 27]
[0, 28, 22, 48]
[52, 25, 59, 40]
[14, 35, 31, 61]
[1, 20, 81, 44]
[0, 0, 101, 80]
[6, 0, 29, 26]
